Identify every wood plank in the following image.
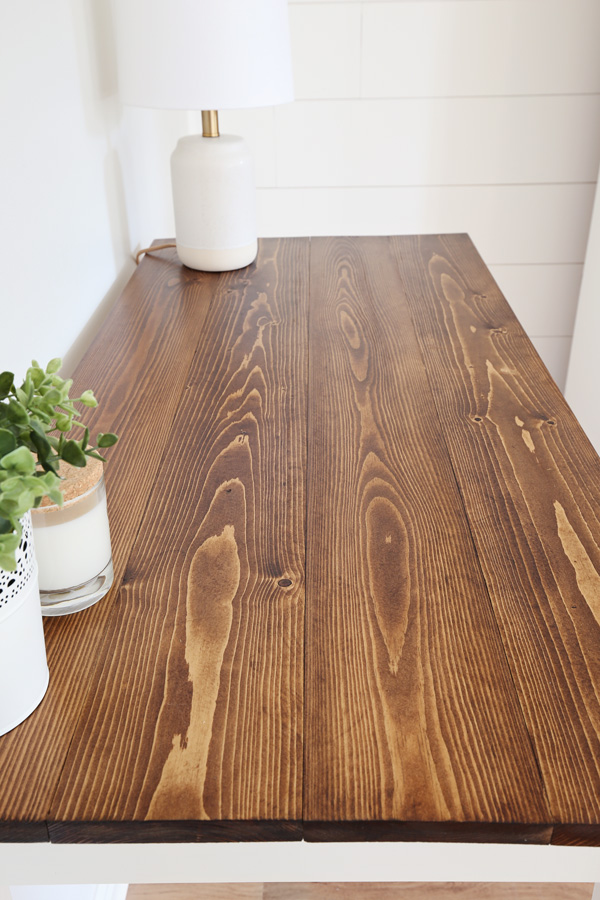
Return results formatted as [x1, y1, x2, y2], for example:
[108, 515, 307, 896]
[292, 0, 600, 102]
[0, 821, 48, 842]
[47, 820, 302, 844]
[126, 884, 594, 900]
[0, 245, 217, 835]
[263, 886, 593, 900]
[392, 234, 600, 840]
[256, 184, 595, 266]
[304, 236, 549, 840]
[361, 0, 600, 98]
[276, 97, 600, 187]
[48, 239, 308, 840]
[552, 824, 600, 847]
[303, 822, 552, 845]
[487, 265, 581, 338]
[127, 886, 262, 900]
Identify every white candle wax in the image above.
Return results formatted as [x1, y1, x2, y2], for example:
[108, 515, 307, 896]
[32, 492, 112, 592]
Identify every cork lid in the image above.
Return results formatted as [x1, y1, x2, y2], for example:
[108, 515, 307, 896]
[39, 457, 104, 508]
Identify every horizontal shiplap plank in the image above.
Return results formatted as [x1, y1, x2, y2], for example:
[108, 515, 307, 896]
[290, 4, 361, 99]
[489, 265, 582, 337]
[362, 0, 600, 98]
[529, 335, 572, 392]
[257, 184, 595, 264]
[275, 97, 600, 187]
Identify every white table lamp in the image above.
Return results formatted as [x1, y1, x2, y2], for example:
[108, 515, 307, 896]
[114, 0, 294, 271]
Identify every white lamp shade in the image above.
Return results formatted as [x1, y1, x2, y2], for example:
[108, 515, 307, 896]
[114, 0, 294, 110]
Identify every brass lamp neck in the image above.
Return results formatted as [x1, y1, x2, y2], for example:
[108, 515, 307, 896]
[202, 110, 219, 138]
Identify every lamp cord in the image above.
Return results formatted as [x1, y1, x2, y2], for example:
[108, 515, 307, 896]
[135, 243, 177, 265]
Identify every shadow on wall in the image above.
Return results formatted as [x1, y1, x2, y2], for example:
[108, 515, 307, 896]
[61, 256, 134, 378]
[60, 0, 135, 375]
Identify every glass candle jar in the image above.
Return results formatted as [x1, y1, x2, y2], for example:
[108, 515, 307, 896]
[31, 459, 114, 616]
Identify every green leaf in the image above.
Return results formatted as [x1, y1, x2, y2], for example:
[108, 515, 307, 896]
[61, 440, 87, 467]
[51, 375, 72, 393]
[11, 491, 37, 516]
[39, 456, 60, 475]
[29, 417, 49, 439]
[0, 475, 21, 493]
[0, 446, 36, 475]
[42, 387, 61, 406]
[6, 399, 29, 425]
[79, 390, 98, 408]
[97, 432, 118, 448]
[0, 497, 18, 515]
[31, 429, 52, 462]
[46, 358, 62, 374]
[55, 414, 72, 432]
[0, 429, 16, 458]
[28, 365, 46, 389]
[0, 551, 17, 572]
[0, 530, 21, 553]
[0, 371, 14, 400]
[86, 450, 107, 463]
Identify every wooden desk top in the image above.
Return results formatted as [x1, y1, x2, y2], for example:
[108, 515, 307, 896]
[2, 235, 600, 847]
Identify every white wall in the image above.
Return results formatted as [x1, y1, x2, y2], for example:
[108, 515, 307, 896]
[0, 0, 185, 382]
[565, 170, 600, 450]
[218, 0, 600, 392]
[2, 0, 599, 391]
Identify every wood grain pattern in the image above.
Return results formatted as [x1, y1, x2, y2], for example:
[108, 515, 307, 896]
[552, 824, 600, 847]
[303, 822, 552, 844]
[262, 887, 593, 900]
[393, 234, 600, 838]
[128, 887, 263, 900]
[48, 239, 308, 840]
[0, 245, 217, 835]
[127, 884, 594, 900]
[2, 235, 600, 847]
[304, 237, 549, 839]
[47, 820, 302, 844]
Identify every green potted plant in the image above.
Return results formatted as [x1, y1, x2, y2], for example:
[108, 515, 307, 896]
[0, 359, 117, 735]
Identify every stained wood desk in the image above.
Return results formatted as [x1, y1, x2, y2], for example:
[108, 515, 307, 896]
[2, 235, 600, 881]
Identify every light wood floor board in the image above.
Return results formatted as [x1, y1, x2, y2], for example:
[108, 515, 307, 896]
[128, 886, 262, 900]
[127, 883, 594, 900]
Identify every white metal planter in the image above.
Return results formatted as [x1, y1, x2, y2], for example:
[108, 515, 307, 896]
[0, 512, 49, 736]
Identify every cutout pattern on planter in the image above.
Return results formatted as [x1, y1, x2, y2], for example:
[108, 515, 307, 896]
[0, 515, 35, 617]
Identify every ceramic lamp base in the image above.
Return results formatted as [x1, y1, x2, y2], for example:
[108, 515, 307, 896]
[177, 240, 258, 272]
[171, 133, 258, 272]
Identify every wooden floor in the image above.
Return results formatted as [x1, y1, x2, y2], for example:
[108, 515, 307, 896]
[127, 883, 594, 899]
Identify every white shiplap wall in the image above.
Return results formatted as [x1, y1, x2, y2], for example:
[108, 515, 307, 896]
[218, 0, 600, 392]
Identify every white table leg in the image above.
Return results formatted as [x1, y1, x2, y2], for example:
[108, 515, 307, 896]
[592, 884, 600, 900]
